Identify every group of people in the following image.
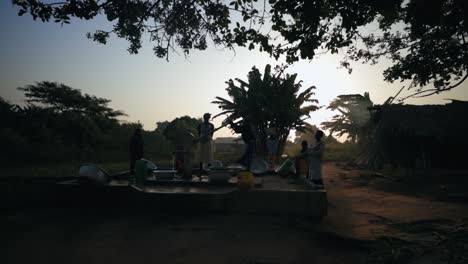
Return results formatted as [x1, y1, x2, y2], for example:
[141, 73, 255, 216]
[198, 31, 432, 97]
[293, 130, 325, 188]
[128, 113, 325, 188]
[128, 113, 218, 176]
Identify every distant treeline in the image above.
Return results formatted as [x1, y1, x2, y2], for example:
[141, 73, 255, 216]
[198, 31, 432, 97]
[1, 81, 362, 167]
[0, 82, 175, 165]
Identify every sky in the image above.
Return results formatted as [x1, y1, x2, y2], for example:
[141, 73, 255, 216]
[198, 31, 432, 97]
[1, 1, 467, 139]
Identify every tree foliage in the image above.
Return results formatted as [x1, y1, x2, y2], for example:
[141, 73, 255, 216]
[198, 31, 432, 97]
[212, 64, 319, 156]
[0, 83, 177, 164]
[12, 0, 468, 98]
[163, 115, 201, 146]
[18, 81, 126, 120]
[321, 92, 373, 144]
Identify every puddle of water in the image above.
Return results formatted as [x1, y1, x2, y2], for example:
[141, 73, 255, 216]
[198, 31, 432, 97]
[141, 186, 236, 194]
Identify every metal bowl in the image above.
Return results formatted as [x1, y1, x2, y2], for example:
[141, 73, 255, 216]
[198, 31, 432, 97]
[207, 160, 223, 168]
[250, 158, 269, 174]
[141, 158, 158, 170]
[78, 163, 111, 185]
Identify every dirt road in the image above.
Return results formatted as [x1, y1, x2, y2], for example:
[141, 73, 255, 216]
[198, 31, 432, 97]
[2, 163, 467, 264]
[318, 163, 468, 240]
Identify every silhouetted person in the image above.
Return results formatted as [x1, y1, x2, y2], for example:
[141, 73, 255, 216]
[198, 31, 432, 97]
[197, 113, 215, 176]
[308, 130, 325, 189]
[231, 117, 256, 170]
[300, 140, 308, 153]
[129, 128, 143, 173]
[294, 140, 309, 179]
[267, 133, 279, 172]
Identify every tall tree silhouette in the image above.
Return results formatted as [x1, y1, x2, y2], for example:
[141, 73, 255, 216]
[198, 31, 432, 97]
[163, 116, 201, 147]
[212, 64, 319, 156]
[18, 81, 126, 120]
[321, 93, 373, 144]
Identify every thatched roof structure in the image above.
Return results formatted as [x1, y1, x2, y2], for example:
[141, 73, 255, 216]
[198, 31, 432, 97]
[356, 100, 468, 169]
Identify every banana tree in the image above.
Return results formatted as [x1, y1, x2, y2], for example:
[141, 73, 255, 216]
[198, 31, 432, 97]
[321, 92, 373, 144]
[212, 64, 319, 157]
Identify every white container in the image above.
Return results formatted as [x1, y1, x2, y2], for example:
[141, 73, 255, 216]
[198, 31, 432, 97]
[153, 170, 176, 180]
[208, 169, 233, 183]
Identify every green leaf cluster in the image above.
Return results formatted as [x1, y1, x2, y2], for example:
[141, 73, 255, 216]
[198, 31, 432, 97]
[212, 64, 319, 155]
[321, 92, 373, 144]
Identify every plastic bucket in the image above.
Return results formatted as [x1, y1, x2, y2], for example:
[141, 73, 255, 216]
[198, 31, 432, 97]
[298, 159, 308, 176]
[277, 158, 294, 175]
[135, 159, 147, 181]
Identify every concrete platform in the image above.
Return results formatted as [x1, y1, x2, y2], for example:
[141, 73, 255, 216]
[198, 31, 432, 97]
[229, 176, 327, 217]
[0, 175, 327, 218]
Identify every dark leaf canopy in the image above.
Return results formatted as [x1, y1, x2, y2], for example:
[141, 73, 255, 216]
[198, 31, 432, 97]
[212, 64, 319, 136]
[321, 92, 373, 143]
[162, 115, 201, 145]
[17, 81, 126, 120]
[12, 0, 468, 97]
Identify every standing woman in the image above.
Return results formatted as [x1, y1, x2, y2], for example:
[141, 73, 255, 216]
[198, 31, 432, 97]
[129, 128, 144, 173]
[197, 113, 215, 175]
[308, 130, 325, 189]
[266, 133, 279, 172]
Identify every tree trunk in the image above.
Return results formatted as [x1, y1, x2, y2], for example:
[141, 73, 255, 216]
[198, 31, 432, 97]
[276, 128, 290, 158]
[257, 124, 268, 156]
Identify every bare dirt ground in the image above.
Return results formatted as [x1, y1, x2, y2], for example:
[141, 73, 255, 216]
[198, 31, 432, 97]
[317, 163, 468, 240]
[2, 163, 468, 264]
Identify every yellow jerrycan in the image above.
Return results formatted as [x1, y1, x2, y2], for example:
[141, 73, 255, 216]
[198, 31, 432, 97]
[237, 171, 254, 191]
[298, 159, 308, 177]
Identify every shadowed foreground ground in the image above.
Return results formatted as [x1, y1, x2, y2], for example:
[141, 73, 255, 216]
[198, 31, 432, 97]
[2, 163, 468, 264]
[2, 209, 362, 264]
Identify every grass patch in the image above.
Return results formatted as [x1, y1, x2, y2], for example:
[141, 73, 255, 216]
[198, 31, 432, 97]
[0, 159, 173, 178]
